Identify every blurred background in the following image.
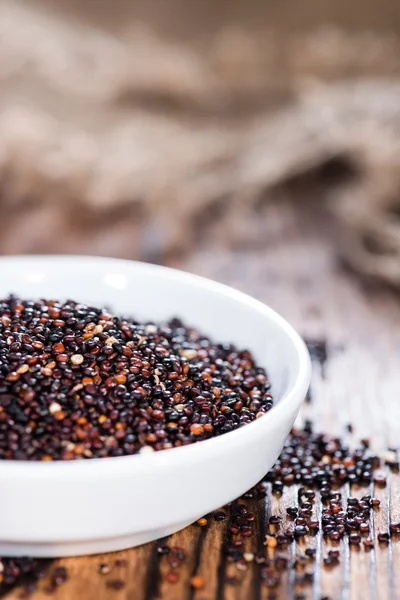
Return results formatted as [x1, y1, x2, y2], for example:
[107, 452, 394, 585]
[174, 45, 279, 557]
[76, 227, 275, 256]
[1, 0, 400, 291]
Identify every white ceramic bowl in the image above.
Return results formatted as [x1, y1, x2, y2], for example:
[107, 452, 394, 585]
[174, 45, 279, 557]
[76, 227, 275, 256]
[0, 256, 310, 557]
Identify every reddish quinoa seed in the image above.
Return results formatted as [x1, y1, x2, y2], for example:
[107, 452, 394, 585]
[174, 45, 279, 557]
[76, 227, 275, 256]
[166, 572, 179, 584]
[50, 567, 68, 586]
[106, 579, 125, 590]
[114, 559, 127, 568]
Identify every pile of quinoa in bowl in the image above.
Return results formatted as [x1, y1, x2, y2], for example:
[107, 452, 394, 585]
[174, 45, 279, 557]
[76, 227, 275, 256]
[0, 296, 273, 461]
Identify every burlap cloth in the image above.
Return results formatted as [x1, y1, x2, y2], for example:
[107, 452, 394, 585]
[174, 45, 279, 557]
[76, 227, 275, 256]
[1, 0, 400, 287]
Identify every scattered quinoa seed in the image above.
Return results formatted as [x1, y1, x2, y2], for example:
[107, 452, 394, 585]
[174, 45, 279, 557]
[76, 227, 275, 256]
[114, 559, 127, 567]
[190, 575, 205, 589]
[265, 535, 278, 548]
[98, 563, 111, 575]
[166, 572, 179, 583]
[106, 579, 125, 590]
[213, 510, 227, 521]
[51, 566, 68, 586]
[156, 545, 170, 555]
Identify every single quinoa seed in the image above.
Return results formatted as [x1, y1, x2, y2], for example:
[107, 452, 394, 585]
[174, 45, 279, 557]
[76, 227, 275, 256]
[106, 579, 125, 590]
[390, 523, 400, 535]
[166, 572, 179, 584]
[51, 566, 68, 586]
[49, 402, 62, 415]
[114, 559, 127, 567]
[269, 515, 282, 525]
[190, 575, 205, 589]
[98, 563, 111, 575]
[0, 296, 273, 460]
[374, 473, 387, 486]
[70, 354, 84, 365]
[264, 535, 278, 548]
[156, 545, 170, 555]
[214, 510, 227, 521]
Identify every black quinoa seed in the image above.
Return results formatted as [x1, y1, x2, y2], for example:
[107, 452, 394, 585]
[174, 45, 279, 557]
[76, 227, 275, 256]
[295, 525, 309, 537]
[213, 510, 227, 522]
[0, 296, 273, 460]
[349, 534, 361, 546]
[269, 516, 282, 525]
[324, 556, 339, 567]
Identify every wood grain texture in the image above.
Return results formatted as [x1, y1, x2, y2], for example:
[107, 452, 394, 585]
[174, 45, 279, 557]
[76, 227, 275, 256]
[4, 199, 400, 600]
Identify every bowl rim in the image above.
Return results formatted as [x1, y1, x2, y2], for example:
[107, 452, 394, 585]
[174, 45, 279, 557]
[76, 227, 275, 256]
[0, 255, 311, 475]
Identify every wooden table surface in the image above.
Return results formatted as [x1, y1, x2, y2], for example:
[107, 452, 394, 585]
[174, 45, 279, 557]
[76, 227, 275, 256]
[4, 200, 400, 600]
